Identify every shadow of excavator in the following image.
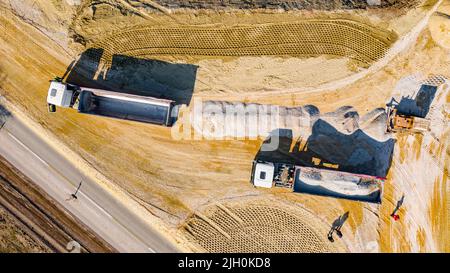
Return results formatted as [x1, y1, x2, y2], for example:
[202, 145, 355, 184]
[254, 118, 395, 178]
[388, 84, 438, 118]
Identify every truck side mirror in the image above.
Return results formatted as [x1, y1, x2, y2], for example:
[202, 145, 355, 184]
[48, 104, 56, 113]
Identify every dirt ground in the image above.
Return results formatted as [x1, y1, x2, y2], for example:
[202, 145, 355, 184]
[152, 0, 419, 10]
[0, 0, 448, 252]
[0, 205, 50, 253]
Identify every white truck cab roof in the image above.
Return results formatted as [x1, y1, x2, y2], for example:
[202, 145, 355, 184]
[47, 81, 73, 107]
[253, 162, 275, 188]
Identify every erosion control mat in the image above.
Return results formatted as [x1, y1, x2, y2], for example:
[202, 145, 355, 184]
[184, 201, 344, 252]
[92, 19, 397, 66]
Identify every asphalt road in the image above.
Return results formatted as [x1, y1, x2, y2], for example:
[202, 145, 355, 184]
[0, 111, 179, 253]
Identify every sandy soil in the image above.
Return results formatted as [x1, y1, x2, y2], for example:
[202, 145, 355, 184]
[0, 205, 50, 253]
[429, 0, 450, 49]
[0, 0, 448, 252]
[152, 0, 418, 10]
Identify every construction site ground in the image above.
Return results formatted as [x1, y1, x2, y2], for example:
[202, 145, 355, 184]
[0, 0, 448, 252]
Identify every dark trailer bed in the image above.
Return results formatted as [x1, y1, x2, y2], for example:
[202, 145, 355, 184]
[77, 89, 174, 126]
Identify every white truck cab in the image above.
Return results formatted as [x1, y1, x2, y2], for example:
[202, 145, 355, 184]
[47, 81, 74, 108]
[252, 162, 275, 188]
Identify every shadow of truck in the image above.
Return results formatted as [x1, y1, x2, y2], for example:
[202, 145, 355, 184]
[64, 48, 198, 106]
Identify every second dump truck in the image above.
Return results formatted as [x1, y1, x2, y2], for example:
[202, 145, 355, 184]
[251, 160, 384, 203]
[47, 80, 176, 126]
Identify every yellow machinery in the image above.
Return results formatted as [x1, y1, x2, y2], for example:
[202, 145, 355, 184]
[386, 106, 430, 133]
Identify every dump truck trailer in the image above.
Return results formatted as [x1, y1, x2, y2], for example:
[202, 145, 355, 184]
[251, 160, 384, 203]
[386, 106, 430, 133]
[47, 80, 176, 126]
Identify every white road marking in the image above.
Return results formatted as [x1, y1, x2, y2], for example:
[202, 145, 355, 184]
[78, 190, 114, 220]
[2, 127, 173, 252]
[7, 130, 115, 221]
[7, 132, 49, 166]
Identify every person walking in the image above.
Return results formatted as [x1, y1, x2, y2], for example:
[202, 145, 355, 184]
[391, 195, 405, 221]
